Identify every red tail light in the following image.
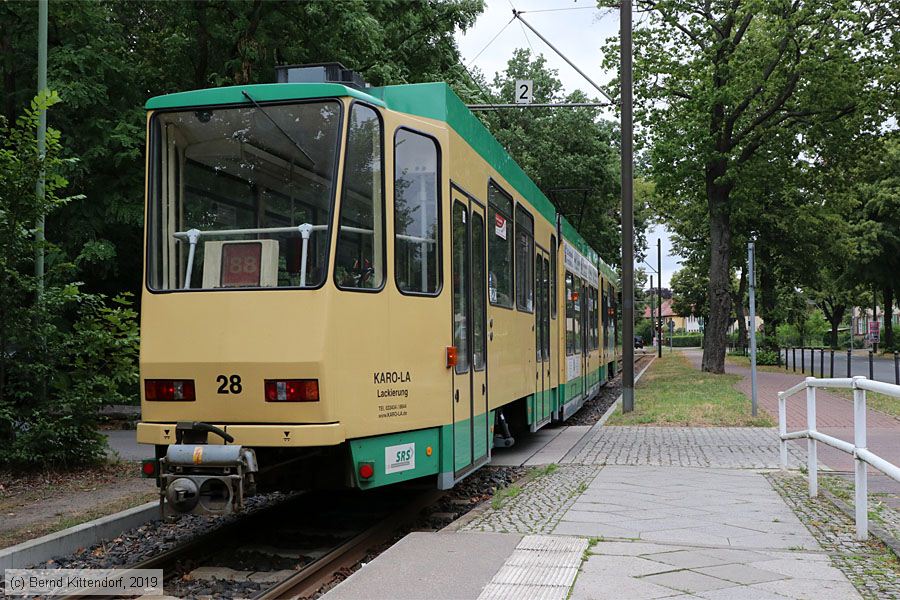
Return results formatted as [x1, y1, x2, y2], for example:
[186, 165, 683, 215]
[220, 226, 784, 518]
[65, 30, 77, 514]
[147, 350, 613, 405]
[145, 379, 195, 401]
[264, 379, 319, 402]
[141, 459, 158, 478]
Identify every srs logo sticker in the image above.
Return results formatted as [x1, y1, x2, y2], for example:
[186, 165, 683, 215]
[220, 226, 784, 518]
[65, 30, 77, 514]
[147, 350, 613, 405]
[385, 443, 415, 474]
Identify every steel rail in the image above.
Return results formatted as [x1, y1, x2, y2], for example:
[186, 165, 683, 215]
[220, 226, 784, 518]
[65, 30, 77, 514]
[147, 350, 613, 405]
[255, 489, 445, 600]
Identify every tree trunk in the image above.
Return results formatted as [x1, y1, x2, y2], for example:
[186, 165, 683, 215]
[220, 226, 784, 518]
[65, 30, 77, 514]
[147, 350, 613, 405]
[822, 300, 846, 350]
[733, 266, 747, 349]
[193, 1, 210, 88]
[702, 188, 732, 374]
[885, 285, 894, 350]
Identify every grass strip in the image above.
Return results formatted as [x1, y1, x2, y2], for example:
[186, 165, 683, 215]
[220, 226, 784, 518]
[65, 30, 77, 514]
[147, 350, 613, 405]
[606, 353, 774, 427]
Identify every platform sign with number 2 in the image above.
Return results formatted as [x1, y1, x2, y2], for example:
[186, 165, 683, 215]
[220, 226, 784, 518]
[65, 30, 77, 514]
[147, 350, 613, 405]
[515, 79, 533, 104]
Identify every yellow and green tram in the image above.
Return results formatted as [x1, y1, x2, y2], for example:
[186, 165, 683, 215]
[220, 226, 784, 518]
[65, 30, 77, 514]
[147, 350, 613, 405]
[136, 64, 619, 515]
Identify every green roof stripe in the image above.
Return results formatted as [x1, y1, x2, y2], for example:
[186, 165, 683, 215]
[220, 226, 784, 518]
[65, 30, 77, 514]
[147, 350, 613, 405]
[145, 83, 385, 110]
[369, 83, 557, 224]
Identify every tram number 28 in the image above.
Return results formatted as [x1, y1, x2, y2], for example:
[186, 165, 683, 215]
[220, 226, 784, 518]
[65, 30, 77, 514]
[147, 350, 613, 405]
[217, 374, 242, 394]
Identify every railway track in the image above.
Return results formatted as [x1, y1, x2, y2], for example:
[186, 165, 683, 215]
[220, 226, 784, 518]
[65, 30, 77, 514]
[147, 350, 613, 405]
[110, 485, 445, 599]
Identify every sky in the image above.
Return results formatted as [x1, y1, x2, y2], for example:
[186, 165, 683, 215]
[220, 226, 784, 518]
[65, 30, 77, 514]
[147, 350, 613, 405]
[454, 0, 683, 287]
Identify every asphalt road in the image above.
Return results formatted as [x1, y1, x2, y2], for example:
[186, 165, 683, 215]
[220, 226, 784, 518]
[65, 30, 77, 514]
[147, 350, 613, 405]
[783, 348, 899, 384]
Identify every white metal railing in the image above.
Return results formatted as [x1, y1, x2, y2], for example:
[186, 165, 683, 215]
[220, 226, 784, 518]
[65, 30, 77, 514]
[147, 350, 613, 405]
[778, 376, 900, 540]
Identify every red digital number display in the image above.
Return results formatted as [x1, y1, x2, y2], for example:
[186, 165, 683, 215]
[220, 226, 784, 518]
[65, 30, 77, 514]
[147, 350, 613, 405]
[220, 242, 262, 287]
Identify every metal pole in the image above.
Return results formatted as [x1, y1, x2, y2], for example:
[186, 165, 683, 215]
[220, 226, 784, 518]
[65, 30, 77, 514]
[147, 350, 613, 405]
[649, 274, 654, 348]
[801, 347, 805, 374]
[807, 385, 818, 497]
[847, 348, 852, 378]
[793, 347, 796, 372]
[748, 243, 758, 416]
[657, 238, 662, 358]
[830, 349, 834, 378]
[819, 348, 824, 378]
[513, 10, 615, 104]
[853, 379, 868, 540]
[620, 0, 634, 413]
[895, 352, 899, 385]
[35, 0, 48, 296]
[869, 350, 874, 380]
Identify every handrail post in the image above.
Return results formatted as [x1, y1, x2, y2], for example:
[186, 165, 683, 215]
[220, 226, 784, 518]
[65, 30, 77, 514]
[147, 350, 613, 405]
[853, 377, 868, 540]
[806, 382, 818, 497]
[182, 228, 201, 289]
[801, 347, 805, 374]
[297, 223, 313, 287]
[792, 347, 796, 373]
[778, 392, 787, 469]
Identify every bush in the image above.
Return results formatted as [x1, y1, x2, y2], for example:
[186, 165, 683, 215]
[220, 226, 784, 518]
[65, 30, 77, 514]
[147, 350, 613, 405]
[0, 93, 139, 469]
[756, 350, 780, 365]
[0, 290, 139, 469]
[671, 334, 702, 347]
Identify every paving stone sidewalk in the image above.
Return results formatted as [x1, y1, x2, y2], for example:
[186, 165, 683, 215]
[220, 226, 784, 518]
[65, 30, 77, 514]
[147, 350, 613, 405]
[469, 462, 865, 599]
[684, 349, 900, 474]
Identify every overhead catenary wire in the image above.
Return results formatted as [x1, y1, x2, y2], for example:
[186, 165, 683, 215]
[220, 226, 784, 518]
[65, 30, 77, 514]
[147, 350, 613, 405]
[511, 10, 615, 104]
[466, 14, 516, 70]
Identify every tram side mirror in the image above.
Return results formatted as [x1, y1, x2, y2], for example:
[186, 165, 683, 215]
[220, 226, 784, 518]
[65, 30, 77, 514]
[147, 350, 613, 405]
[286, 238, 302, 273]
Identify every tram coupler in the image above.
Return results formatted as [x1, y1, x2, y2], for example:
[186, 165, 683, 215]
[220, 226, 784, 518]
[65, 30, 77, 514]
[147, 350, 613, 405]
[158, 423, 258, 516]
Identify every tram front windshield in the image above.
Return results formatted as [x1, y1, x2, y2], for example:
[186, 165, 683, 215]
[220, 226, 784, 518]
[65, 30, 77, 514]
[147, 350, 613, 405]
[147, 101, 342, 291]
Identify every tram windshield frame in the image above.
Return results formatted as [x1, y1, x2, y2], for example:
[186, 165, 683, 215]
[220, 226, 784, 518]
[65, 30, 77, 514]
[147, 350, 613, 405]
[146, 99, 345, 292]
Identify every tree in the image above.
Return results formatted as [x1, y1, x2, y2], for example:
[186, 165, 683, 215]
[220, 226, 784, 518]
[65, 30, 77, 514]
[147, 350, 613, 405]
[460, 49, 638, 264]
[0, 93, 139, 468]
[846, 135, 900, 350]
[605, 0, 893, 372]
[0, 0, 485, 300]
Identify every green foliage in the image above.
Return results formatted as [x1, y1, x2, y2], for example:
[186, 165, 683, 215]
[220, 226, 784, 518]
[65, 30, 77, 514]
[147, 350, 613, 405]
[635, 319, 654, 344]
[1, 1, 485, 298]
[600, 0, 894, 372]
[0, 96, 139, 469]
[457, 49, 638, 264]
[756, 350, 780, 366]
[670, 334, 702, 348]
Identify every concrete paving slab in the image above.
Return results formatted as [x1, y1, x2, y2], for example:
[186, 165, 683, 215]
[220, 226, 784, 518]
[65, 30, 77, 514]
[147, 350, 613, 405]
[694, 563, 784, 585]
[570, 572, 679, 600]
[322, 532, 520, 600]
[751, 577, 862, 599]
[490, 429, 563, 466]
[640, 570, 736, 593]
[525, 426, 591, 466]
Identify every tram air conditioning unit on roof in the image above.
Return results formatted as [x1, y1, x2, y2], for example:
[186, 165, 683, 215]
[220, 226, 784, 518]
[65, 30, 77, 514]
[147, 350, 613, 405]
[275, 62, 367, 90]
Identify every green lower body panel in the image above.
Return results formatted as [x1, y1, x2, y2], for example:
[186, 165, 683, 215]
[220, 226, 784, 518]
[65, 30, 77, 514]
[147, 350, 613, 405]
[349, 427, 441, 489]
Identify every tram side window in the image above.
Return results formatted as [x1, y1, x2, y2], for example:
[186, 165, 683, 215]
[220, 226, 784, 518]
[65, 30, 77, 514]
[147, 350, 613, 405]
[565, 272, 575, 355]
[515, 204, 534, 312]
[602, 285, 610, 349]
[487, 183, 513, 307]
[335, 104, 384, 290]
[550, 236, 557, 318]
[592, 287, 599, 350]
[394, 129, 440, 295]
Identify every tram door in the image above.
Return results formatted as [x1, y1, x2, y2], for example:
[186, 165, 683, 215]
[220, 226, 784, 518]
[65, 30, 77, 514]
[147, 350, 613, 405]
[451, 192, 489, 475]
[534, 249, 551, 425]
[581, 280, 590, 389]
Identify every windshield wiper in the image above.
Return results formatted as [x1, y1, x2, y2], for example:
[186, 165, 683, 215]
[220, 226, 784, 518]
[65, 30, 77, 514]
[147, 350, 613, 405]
[241, 90, 315, 167]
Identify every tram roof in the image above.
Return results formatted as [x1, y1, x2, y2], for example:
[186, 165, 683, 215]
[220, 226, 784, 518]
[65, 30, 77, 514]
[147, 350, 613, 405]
[145, 81, 617, 285]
